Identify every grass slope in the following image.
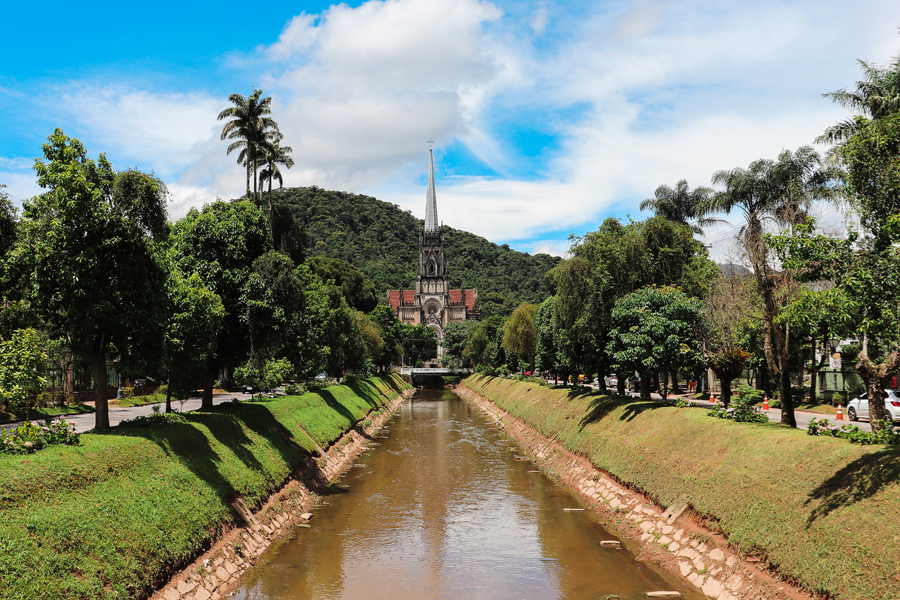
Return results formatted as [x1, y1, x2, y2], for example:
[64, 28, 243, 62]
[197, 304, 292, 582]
[0, 375, 409, 600]
[463, 375, 900, 600]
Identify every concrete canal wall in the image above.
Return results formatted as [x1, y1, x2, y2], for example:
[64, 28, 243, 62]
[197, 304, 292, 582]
[459, 375, 900, 600]
[0, 375, 411, 600]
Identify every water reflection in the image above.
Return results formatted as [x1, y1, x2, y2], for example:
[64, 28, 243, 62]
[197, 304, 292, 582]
[232, 389, 699, 600]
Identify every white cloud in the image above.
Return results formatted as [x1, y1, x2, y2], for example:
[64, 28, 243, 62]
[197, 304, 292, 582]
[9, 0, 900, 252]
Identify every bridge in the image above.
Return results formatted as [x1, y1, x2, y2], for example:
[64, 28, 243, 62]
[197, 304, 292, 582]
[399, 367, 473, 376]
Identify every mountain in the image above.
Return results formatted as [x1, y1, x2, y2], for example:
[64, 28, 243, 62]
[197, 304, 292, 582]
[268, 187, 562, 308]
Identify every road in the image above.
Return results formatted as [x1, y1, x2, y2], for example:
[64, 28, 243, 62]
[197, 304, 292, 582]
[1, 391, 255, 432]
[558, 380, 877, 432]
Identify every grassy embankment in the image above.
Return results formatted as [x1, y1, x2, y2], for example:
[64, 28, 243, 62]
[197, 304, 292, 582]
[463, 375, 900, 600]
[0, 374, 409, 600]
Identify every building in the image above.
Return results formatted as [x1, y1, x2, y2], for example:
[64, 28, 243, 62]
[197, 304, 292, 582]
[386, 146, 478, 342]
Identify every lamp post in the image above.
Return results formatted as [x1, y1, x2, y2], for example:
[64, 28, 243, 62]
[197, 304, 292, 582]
[116, 372, 124, 400]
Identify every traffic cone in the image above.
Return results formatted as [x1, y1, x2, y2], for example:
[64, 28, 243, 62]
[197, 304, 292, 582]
[710, 391, 716, 405]
[763, 395, 769, 411]
[836, 404, 844, 421]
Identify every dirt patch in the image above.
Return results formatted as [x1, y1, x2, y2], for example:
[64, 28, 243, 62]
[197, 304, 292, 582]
[458, 384, 817, 600]
[150, 387, 413, 600]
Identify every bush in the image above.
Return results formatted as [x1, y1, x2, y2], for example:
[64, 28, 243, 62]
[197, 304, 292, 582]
[234, 358, 293, 395]
[708, 394, 770, 423]
[119, 411, 187, 428]
[833, 392, 844, 406]
[123, 386, 134, 399]
[284, 383, 302, 396]
[0, 418, 81, 454]
[735, 383, 764, 405]
[807, 417, 900, 445]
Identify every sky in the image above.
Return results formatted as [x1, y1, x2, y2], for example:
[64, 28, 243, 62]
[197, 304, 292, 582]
[2, 0, 900, 259]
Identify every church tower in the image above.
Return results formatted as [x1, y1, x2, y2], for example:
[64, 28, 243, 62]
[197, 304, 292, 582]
[386, 144, 478, 345]
[415, 146, 450, 331]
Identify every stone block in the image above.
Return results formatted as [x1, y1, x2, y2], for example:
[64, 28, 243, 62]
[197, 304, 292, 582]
[673, 528, 684, 541]
[193, 587, 212, 600]
[688, 573, 704, 586]
[678, 560, 692, 577]
[701, 577, 723, 598]
[709, 549, 725, 561]
[697, 542, 709, 553]
[668, 541, 680, 552]
[659, 536, 673, 546]
[216, 567, 230, 581]
[610, 498, 622, 509]
[692, 557, 705, 571]
[725, 556, 736, 567]
[177, 580, 197, 595]
[163, 588, 180, 600]
[640, 521, 655, 532]
[662, 525, 673, 535]
[725, 574, 744, 592]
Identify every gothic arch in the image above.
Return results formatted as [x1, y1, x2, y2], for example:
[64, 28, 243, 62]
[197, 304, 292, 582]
[427, 323, 444, 342]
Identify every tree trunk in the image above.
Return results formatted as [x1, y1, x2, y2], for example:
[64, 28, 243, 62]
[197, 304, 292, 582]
[796, 340, 805, 402]
[857, 350, 900, 432]
[616, 372, 625, 396]
[720, 374, 733, 407]
[671, 370, 680, 394]
[641, 372, 651, 400]
[93, 352, 110, 430]
[165, 370, 174, 414]
[268, 176, 274, 240]
[202, 371, 214, 409]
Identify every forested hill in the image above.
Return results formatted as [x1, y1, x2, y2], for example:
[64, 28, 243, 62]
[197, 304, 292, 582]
[268, 186, 562, 307]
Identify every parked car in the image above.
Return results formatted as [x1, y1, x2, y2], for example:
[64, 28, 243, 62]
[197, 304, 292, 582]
[629, 377, 657, 392]
[604, 375, 619, 388]
[847, 390, 900, 422]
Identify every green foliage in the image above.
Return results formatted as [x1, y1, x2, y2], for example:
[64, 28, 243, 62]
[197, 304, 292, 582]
[0, 184, 16, 260]
[501, 303, 538, 367]
[607, 286, 705, 397]
[118, 411, 187, 428]
[10, 131, 168, 426]
[0, 419, 80, 454]
[306, 255, 377, 312]
[0, 328, 48, 418]
[707, 396, 770, 423]
[267, 187, 561, 304]
[807, 417, 900, 445]
[441, 320, 479, 367]
[234, 357, 293, 394]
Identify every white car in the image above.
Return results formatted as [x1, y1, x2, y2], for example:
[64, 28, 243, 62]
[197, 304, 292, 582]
[846, 390, 900, 422]
[604, 375, 619, 388]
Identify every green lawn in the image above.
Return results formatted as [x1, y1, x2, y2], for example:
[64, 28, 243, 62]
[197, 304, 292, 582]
[463, 375, 900, 600]
[0, 374, 409, 600]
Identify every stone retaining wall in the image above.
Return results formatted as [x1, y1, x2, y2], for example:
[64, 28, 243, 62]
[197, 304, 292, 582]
[457, 384, 812, 600]
[152, 387, 413, 600]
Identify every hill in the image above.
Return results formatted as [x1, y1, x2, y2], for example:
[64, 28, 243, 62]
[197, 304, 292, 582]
[269, 187, 562, 309]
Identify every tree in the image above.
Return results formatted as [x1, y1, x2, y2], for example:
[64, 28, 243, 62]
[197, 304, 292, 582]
[162, 270, 225, 413]
[258, 138, 294, 236]
[502, 303, 538, 369]
[369, 305, 405, 371]
[271, 204, 307, 266]
[234, 357, 292, 396]
[709, 146, 839, 426]
[607, 286, 704, 401]
[0, 328, 48, 421]
[10, 130, 167, 429]
[442, 320, 479, 368]
[818, 55, 900, 149]
[218, 89, 280, 203]
[243, 251, 303, 362]
[640, 179, 721, 235]
[306, 256, 378, 312]
[0, 184, 16, 260]
[170, 199, 272, 406]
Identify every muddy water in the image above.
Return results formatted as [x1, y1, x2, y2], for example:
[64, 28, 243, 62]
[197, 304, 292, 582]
[232, 389, 700, 600]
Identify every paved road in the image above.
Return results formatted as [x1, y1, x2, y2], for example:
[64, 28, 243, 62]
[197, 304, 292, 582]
[1, 391, 255, 432]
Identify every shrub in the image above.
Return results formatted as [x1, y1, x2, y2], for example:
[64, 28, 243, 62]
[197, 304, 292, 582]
[735, 383, 764, 405]
[0, 418, 81, 454]
[284, 383, 302, 396]
[708, 394, 769, 423]
[123, 386, 134, 399]
[807, 417, 900, 445]
[234, 358, 293, 395]
[119, 411, 187, 428]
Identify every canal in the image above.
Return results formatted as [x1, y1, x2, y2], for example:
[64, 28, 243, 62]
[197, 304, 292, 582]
[232, 389, 701, 600]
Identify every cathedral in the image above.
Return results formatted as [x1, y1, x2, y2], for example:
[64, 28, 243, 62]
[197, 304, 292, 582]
[386, 147, 478, 342]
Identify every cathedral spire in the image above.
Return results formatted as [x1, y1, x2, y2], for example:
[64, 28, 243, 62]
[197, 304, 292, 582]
[424, 143, 439, 232]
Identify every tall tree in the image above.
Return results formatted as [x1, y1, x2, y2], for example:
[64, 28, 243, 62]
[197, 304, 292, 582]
[257, 138, 294, 236]
[709, 146, 839, 426]
[640, 179, 721, 235]
[170, 199, 272, 406]
[218, 89, 280, 204]
[9, 130, 167, 428]
[0, 184, 16, 260]
[817, 54, 900, 149]
[502, 303, 538, 369]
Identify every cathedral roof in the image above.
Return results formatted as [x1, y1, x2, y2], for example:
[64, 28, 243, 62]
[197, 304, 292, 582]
[424, 148, 439, 232]
[449, 289, 478, 311]
[387, 290, 417, 310]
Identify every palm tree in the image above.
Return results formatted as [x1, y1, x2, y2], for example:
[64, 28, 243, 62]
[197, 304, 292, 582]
[257, 137, 295, 236]
[217, 89, 280, 204]
[817, 56, 900, 148]
[639, 179, 722, 235]
[708, 146, 838, 428]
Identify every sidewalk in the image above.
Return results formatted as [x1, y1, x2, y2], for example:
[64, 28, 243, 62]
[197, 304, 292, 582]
[0, 391, 254, 432]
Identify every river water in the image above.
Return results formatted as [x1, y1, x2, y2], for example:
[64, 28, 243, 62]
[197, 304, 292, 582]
[232, 389, 700, 600]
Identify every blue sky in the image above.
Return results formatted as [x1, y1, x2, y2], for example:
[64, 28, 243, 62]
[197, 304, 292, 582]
[3, 0, 900, 257]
